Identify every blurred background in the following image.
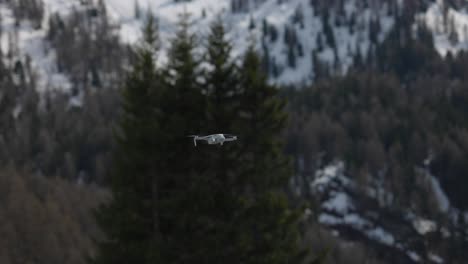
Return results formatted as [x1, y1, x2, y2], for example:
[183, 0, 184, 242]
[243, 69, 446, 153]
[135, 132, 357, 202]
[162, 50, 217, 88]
[0, 0, 467, 263]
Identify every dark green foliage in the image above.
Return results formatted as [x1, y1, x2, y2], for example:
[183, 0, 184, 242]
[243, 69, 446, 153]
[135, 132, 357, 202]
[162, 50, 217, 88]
[204, 18, 239, 132]
[91, 15, 162, 264]
[155, 12, 210, 262]
[231, 45, 306, 263]
[184, 18, 242, 263]
[162, 13, 205, 129]
[92, 14, 307, 264]
[205, 20, 307, 263]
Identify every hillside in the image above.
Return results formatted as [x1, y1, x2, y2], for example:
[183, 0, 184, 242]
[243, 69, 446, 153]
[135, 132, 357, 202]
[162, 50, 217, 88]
[1, 1, 468, 263]
[0, 0, 398, 89]
[3, 0, 468, 88]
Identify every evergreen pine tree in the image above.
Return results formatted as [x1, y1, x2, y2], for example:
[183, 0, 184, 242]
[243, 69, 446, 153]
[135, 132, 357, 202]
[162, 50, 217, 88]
[204, 17, 240, 132]
[191, 17, 244, 263]
[232, 45, 307, 263]
[160, 12, 205, 145]
[249, 16, 256, 30]
[156, 11, 210, 262]
[262, 41, 271, 74]
[262, 18, 268, 37]
[90, 14, 162, 264]
[92, 11, 311, 264]
[288, 43, 296, 68]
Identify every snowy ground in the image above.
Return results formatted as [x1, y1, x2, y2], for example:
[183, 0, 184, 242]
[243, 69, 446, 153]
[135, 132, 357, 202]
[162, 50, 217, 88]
[0, 2, 72, 93]
[310, 162, 450, 263]
[0, 0, 398, 91]
[420, 0, 468, 56]
[104, 0, 395, 85]
[2, 0, 465, 91]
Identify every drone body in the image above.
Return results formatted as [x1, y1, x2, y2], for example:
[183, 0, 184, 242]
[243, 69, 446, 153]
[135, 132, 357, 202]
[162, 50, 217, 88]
[188, 134, 237, 146]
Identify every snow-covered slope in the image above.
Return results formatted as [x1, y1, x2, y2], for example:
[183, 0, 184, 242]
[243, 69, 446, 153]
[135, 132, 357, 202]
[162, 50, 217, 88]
[306, 161, 453, 264]
[0, 1, 72, 92]
[5, 0, 468, 89]
[419, 0, 468, 57]
[105, 0, 395, 84]
[0, 0, 398, 90]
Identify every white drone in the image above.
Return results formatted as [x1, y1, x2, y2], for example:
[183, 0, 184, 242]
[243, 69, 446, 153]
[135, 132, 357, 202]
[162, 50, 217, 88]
[188, 134, 237, 146]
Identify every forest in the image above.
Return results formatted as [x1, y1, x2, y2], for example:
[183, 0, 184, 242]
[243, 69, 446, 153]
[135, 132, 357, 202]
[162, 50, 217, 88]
[0, 0, 467, 263]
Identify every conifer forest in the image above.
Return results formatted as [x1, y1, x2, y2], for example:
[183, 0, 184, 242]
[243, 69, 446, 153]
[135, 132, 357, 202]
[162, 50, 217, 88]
[1, 0, 468, 263]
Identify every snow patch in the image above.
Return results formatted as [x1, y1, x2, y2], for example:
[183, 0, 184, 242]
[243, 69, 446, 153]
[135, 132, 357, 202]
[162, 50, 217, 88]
[421, 0, 468, 57]
[323, 192, 355, 214]
[428, 253, 444, 264]
[12, 104, 22, 119]
[413, 218, 437, 235]
[314, 160, 456, 264]
[366, 226, 395, 246]
[407, 251, 421, 262]
[312, 161, 349, 190]
[428, 173, 451, 213]
[68, 92, 83, 108]
[319, 212, 372, 229]
[0, 3, 73, 93]
[343, 213, 371, 229]
[318, 213, 342, 225]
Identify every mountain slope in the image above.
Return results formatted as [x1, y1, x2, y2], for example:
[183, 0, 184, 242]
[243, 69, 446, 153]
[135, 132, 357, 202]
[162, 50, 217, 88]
[6, 0, 468, 89]
[306, 162, 451, 263]
[105, 0, 396, 84]
[0, 1, 72, 93]
[1, 0, 399, 89]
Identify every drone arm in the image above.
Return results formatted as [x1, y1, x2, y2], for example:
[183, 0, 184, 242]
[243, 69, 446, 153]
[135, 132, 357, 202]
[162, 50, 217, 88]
[188, 136, 199, 146]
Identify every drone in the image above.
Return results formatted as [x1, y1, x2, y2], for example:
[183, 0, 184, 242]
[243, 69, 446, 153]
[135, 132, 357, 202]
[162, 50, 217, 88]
[188, 134, 238, 146]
